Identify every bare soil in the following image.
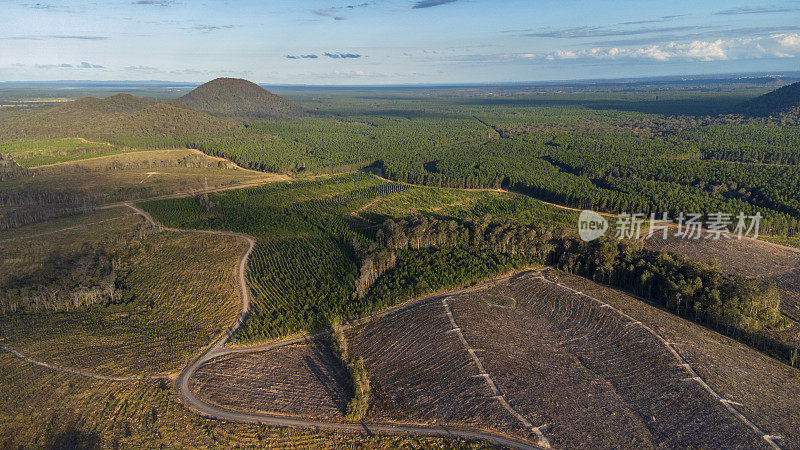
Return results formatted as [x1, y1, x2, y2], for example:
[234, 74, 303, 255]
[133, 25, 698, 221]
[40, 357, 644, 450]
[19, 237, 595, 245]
[187, 270, 793, 448]
[190, 299, 534, 441]
[348, 300, 529, 437]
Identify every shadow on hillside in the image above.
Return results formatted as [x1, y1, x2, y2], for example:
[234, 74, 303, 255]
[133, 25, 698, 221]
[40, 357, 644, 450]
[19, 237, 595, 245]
[314, 109, 462, 120]
[462, 96, 755, 116]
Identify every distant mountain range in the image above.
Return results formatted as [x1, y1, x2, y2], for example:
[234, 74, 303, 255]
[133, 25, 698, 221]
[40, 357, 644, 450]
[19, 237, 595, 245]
[2, 76, 799, 140]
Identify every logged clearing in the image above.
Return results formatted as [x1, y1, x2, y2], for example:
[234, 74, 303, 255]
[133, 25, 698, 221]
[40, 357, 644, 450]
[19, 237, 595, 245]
[189, 299, 531, 441]
[0, 208, 245, 377]
[450, 274, 767, 448]
[191, 341, 350, 420]
[643, 235, 800, 322]
[0, 137, 127, 167]
[349, 300, 528, 437]
[186, 271, 786, 448]
[546, 270, 800, 449]
[0, 353, 484, 449]
[0, 207, 136, 244]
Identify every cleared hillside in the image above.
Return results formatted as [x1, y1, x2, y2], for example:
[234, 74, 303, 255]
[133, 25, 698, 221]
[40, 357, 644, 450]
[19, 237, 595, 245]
[172, 78, 306, 120]
[188, 271, 783, 448]
[0, 207, 246, 377]
[549, 270, 800, 448]
[643, 235, 800, 324]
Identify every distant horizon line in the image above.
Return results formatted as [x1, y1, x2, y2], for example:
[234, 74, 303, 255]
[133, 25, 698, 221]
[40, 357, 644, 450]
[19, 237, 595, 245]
[2, 70, 800, 88]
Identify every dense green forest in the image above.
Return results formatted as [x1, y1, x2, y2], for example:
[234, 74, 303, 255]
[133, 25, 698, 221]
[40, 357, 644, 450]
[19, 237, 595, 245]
[61, 88, 796, 238]
[3, 84, 800, 237]
[140, 173, 796, 367]
[4, 83, 800, 366]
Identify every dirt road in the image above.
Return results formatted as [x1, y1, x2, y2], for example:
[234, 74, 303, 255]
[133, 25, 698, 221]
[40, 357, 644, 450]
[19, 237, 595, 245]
[121, 202, 543, 449]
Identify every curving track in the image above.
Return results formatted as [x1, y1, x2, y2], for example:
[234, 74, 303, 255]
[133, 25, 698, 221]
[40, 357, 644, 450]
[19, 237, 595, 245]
[123, 202, 542, 449]
[4, 174, 795, 449]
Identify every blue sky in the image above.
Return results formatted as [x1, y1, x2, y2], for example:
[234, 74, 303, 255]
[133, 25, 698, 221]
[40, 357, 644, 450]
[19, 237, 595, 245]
[1, 0, 799, 84]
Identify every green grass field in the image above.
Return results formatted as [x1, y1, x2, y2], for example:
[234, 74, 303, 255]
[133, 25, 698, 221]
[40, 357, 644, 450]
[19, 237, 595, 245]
[360, 184, 579, 227]
[760, 235, 800, 250]
[0, 138, 141, 167]
[0, 148, 283, 205]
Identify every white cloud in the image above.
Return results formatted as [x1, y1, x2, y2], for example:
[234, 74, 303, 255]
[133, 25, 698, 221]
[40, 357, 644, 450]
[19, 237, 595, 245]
[537, 33, 800, 62]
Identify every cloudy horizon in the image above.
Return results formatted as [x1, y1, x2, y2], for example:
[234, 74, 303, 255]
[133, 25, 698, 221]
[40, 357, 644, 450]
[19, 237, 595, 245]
[2, 0, 800, 84]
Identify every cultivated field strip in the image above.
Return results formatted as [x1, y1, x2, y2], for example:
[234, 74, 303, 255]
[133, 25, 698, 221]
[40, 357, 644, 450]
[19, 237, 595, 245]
[477, 272, 779, 449]
[190, 341, 350, 419]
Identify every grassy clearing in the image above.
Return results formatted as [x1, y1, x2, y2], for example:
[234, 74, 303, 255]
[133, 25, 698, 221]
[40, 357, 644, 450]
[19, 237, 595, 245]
[1, 149, 282, 205]
[0, 208, 244, 377]
[0, 137, 140, 167]
[0, 207, 132, 243]
[360, 185, 579, 227]
[760, 234, 800, 250]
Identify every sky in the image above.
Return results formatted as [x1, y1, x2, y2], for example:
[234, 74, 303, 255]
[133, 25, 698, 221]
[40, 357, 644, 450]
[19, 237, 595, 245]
[1, 0, 800, 84]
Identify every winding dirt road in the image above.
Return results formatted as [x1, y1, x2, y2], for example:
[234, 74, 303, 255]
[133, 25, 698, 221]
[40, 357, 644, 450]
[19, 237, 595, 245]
[5, 171, 796, 449]
[123, 202, 542, 449]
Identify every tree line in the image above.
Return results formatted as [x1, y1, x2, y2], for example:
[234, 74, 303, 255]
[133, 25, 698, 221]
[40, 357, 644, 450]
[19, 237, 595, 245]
[372, 214, 793, 364]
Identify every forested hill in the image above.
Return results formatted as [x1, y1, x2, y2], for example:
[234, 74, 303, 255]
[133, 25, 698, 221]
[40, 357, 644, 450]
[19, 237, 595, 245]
[737, 81, 800, 118]
[172, 77, 307, 120]
[57, 93, 155, 115]
[0, 93, 239, 139]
